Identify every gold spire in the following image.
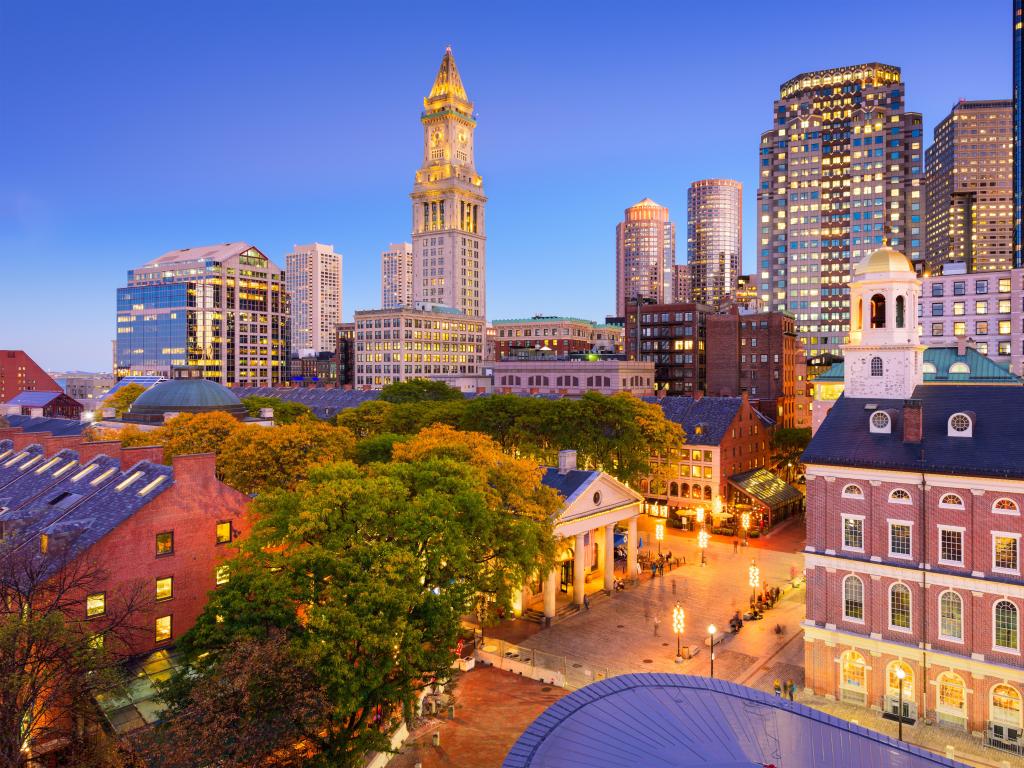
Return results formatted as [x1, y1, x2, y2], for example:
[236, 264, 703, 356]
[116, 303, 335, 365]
[424, 47, 472, 115]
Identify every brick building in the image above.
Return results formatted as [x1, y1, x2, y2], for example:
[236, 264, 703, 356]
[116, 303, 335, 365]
[491, 357, 654, 397]
[706, 309, 799, 426]
[624, 302, 713, 395]
[0, 350, 61, 404]
[803, 246, 1024, 749]
[2, 390, 84, 420]
[491, 316, 624, 360]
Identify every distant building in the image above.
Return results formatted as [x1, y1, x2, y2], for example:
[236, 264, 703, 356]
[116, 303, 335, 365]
[1, 391, 83, 420]
[615, 198, 675, 316]
[121, 376, 249, 425]
[1014, 0, 1023, 268]
[115, 243, 289, 387]
[381, 242, 414, 309]
[491, 316, 624, 360]
[62, 374, 116, 409]
[672, 264, 693, 303]
[687, 179, 742, 306]
[285, 243, 343, 354]
[925, 100, 1014, 273]
[335, 322, 356, 387]
[491, 357, 654, 397]
[0, 350, 61, 403]
[353, 304, 485, 388]
[733, 274, 761, 310]
[624, 302, 713, 396]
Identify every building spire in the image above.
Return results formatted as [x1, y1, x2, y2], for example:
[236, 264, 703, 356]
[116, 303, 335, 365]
[424, 47, 472, 114]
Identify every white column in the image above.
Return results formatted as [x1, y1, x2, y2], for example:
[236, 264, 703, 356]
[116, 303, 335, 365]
[604, 523, 615, 592]
[573, 532, 586, 605]
[543, 568, 558, 619]
[627, 516, 639, 580]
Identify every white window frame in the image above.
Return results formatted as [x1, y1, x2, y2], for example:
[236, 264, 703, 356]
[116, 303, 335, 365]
[842, 575, 866, 624]
[947, 412, 973, 437]
[887, 519, 913, 560]
[992, 532, 1021, 575]
[938, 493, 965, 510]
[841, 514, 866, 553]
[993, 600, 1020, 653]
[935, 672, 968, 717]
[938, 525, 966, 567]
[888, 582, 913, 633]
[990, 684, 1024, 727]
[992, 498, 1021, 517]
[937, 589, 964, 643]
[889, 488, 913, 505]
[842, 483, 864, 500]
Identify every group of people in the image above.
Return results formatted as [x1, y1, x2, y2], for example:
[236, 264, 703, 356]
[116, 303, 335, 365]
[773, 678, 797, 701]
[745, 584, 782, 620]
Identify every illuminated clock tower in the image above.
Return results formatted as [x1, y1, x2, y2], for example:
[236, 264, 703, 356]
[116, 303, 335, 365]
[411, 47, 487, 318]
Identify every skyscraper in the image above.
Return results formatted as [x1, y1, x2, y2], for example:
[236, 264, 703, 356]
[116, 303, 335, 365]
[687, 179, 742, 305]
[285, 242, 342, 354]
[1014, 0, 1022, 268]
[925, 100, 1014, 273]
[757, 64, 924, 358]
[381, 242, 414, 309]
[410, 48, 486, 318]
[116, 243, 288, 386]
[672, 263, 693, 303]
[615, 198, 675, 316]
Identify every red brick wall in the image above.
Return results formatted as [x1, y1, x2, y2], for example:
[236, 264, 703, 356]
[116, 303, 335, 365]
[0, 350, 61, 403]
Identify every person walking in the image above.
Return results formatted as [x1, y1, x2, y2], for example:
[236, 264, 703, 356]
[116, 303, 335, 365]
[653, 615, 661, 636]
[733, 539, 739, 554]
[786, 679, 795, 701]
[583, 593, 590, 610]
[773, 679, 782, 697]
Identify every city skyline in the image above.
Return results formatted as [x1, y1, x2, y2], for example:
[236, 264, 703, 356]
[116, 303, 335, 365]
[0, 1, 1012, 370]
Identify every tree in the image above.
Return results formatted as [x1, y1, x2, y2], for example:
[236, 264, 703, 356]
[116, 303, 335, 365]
[0, 546, 146, 768]
[770, 427, 811, 484]
[352, 433, 408, 465]
[99, 384, 146, 419]
[335, 400, 393, 439]
[377, 379, 464, 404]
[216, 420, 355, 494]
[158, 412, 243, 461]
[240, 396, 314, 425]
[164, 426, 558, 767]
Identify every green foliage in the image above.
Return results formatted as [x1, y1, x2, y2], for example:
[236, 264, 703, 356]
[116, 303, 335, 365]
[100, 383, 146, 418]
[772, 427, 812, 452]
[353, 433, 409, 465]
[377, 378, 464, 404]
[240, 396, 314, 424]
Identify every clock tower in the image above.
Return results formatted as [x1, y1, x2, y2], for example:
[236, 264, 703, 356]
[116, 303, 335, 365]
[410, 47, 487, 318]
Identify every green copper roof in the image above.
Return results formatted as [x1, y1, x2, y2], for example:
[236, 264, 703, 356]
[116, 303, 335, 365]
[492, 316, 601, 326]
[812, 347, 1020, 385]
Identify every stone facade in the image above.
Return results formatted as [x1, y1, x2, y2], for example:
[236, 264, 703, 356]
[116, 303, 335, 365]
[491, 358, 654, 397]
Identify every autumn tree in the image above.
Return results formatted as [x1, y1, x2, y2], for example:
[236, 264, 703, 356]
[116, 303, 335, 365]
[158, 412, 243, 461]
[99, 384, 146, 418]
[240, 396, 314, 425]
[352, 433, 408, 465]
[377, 378, 464, 404]
[335, 400, 393, 439]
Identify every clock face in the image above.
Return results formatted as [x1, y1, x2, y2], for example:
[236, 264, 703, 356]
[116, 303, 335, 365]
[431, 129, 444, 147]
[458, 130, 467, 145]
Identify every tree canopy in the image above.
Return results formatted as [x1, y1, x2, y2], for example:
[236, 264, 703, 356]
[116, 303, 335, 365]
[377, 379, 464, 404]
[99, 383, 146, 418]
[240, 396, 314, 424]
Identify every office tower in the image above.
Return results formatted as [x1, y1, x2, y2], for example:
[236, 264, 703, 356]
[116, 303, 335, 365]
[687, 179, 742, 305]
[285, 243, 342, 354]
[115, 243, 288, 386]
[1015, 0, 1022, 267]
[756, 64, 925, 358]
[381, 242, 414, 309]
[615, 198, 676, 316]
[925, 100, 1014, 273]
[410, 48, 486, 318]
[673, 264, 693, 303]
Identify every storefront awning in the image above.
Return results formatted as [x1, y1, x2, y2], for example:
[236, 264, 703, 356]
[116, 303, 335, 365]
[727, 468, 802, 510]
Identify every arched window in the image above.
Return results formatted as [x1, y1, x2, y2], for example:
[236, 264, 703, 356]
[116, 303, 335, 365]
[936, 673, 966, 720]
[855, 297, 863, 331]
[939, 493, 965, 510]
[870, 293, 886, 328]
[871, 357, 884, 377]
[669, 482, 678, 497]
[995, 601, 1019, 650]
[993, 498, 1020, 515]
[949, 362, 971, 375]
[895, 295, 906, 328]
[842, 484, 864, 499]
[890, 583, 911, 630]
[939, 590, 963, 640]
[680, 482, 689, 497]
[948, 412, 973, 437]
[840, 650, 866, 693]
[889, 488, 912, 505]
[991, 684, 1023, 727]
[691, 485, 702, 499]
[843, 575, 864, 621]
[922, 361, 937, 374]
[703, 485, 712, 501]
[640, 479, 650, 494]
[886, 660, 914, 699]
[870, 411, 890, 432]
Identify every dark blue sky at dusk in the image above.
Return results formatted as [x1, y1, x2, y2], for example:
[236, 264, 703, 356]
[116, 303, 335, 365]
[0, 1, 1012, 370]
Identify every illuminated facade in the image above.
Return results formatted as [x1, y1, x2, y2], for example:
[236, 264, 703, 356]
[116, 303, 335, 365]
[925, 100, 1014, 273]
[410, 48, 486, 318]
[1015, 0, 1023, 268]
[673, 264, 693, 303]
[615, 198, 675, 316]
[115, 243, 288, 386]
[285, 242, 342, 354]
[687, 179, 742, 306]
[757, 64, 924, 359]
[381, 242, 414, 309]
[491, 316, 624, 359]
[353, 305, 484, 388]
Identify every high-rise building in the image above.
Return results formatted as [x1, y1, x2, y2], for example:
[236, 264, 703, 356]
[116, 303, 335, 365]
[115, 243, 289, 386]
[925, 100, 1014, 274]
[381, 242, 414, 309]
[687, 179, 742, 305]
[1014, 0, 1023, 268]
[757, 64, 925, 358]
[616, 198, 675, 316]
[285, 242, 342, 354]
[673, 264, 693, 303]
[410, 48, 486, 318]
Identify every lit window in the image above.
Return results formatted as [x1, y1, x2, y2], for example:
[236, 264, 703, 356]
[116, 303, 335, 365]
[937, 673, 966, 715]
[889, 488, 912, 504]
[889, 583, 911, 630]
[993, 498, 1020, 515]
[889, 523, 911, 557]
[155, 531, 174, 557]
[215, 564, 230, 586]
[90, 468, 116, 486]
[137, 476, 166, 496]
[155, 615, 172, 643]
[842, 484, 863, 499]
[841, 650, 866, 688]
[115, 471, 144, 492]
[994, 535, 1019, 572]
[939, 528, 964, 565]
[71, 464, 98, 482]
[86, 592, 105, 618]
[994, 601, 1019, 650]
[843, 576, 864, 621]
[216, 521, 232, 544]
[88, 634, 104, 651]
[155, 577, 173, 602]
[939, 591, 963, 641]
[939, 493, 964, 510]
[842, 517, 864, 551]
[992, 685, 1023, 727]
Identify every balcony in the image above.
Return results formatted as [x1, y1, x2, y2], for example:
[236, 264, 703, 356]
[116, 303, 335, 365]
[987, 722, 1023, 755]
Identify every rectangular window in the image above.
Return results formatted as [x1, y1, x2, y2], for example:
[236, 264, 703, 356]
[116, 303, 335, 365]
[86, 592, 105, 618]
[976, 321, 989, 335]
[215, 564, 230, 586]
[952, 281, 966, 296]
[890, 586, 911, 630]
[999, 278, 1011, 293]
[975, 301, 989, 315]
[952, 302, 965, 316]
[994, 535, 1019, 573]
[931, 283, 944, 297]
[939, 528, 964, 565]
[976, 279, 989, 294]
[999, 320, 1012, 335]
[156, 531, 174, 557]
[155, 615, 172, 643]
[155, 577, 173, 602]
[953, 321, 966, 336]
[930, 322, 944, 336]
[931, 303, 944, 317]
[842, 516, 864, 551]
[889, 523, 911, 557]
[216, 521, 232, 544]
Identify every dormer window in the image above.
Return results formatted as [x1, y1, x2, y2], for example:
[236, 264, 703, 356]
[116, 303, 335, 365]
[949, 362, 970, 375]
[870, 411, 891, 433]
[922, 362, 937, 374]
[948, 412, 973, 437]
[870, 357, 883, 377]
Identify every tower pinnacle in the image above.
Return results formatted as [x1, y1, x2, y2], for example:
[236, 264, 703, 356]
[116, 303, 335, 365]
[425, 47, 471, 114]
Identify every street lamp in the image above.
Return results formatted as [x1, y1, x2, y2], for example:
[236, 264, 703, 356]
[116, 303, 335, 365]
[707, 624, 717, 678]
[695, 506, 705, 526]
[741, 512, 750, 547]
[697, 528, 709, 566]
[672, 603, 685, 663]
[655, 522, 664, 555]
[748, 560, 760, 604]
[894, 666, 906, 741]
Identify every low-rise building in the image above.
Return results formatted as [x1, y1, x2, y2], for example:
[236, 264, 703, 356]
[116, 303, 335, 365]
[62, 374, 116, 409]
[491, 316, 624, 360]
[624, 302, 713, 395]
[0, 350, 61, 403]
[2, 391, 84, 420]
[492, 357, 654, 397]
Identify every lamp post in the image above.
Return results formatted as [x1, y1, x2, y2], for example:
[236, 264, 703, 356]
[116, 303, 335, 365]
[672, 603, 685, 663]
[748, 560, 760, 604]
[655, 522, 664, 555]
[696, 506, 707, 565]
[741, 512, 750, 547]
[708, 624, 717, 678]
[894, 666, 906, 741]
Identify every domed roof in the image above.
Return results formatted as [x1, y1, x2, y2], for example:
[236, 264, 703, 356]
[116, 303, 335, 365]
[853, 246, 914, 276]
[124, 378, 248, 424]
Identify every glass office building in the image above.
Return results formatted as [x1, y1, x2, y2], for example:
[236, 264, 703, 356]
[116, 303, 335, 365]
[116, 243, 289, 386]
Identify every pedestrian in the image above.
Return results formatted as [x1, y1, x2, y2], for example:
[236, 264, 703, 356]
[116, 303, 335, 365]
[786, 679, 795, 701]
[733, 539, 739, 554]
[651, 561, 657, 579]
[672, 578, 677, 594]
[583, 593, 590, 610]
[653, 615, 660, 636]
[773, 679, 781, 697]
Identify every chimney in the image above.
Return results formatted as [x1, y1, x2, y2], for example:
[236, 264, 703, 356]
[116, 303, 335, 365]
[656, 388, 668, 400]
[956, 336, 967, 356]
[557, 449, 577, 475]
[694, 390, 704, 402]
[903, 399, 923, 444]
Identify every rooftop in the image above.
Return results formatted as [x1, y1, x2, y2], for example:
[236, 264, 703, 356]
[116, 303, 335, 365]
[124, 378, 248, 424]
[141, 242, 261, 268]
[643, 395, 772, 447]
[3, 391, 65, 407]
[813, 347, 1020, 384]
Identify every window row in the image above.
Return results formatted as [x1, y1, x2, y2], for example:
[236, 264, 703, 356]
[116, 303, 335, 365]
[841, 484, 1019, 515]
[86, 567, 230, 620]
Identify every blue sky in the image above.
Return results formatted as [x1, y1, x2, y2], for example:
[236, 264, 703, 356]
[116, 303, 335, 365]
[0, 1, 1012, 371]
